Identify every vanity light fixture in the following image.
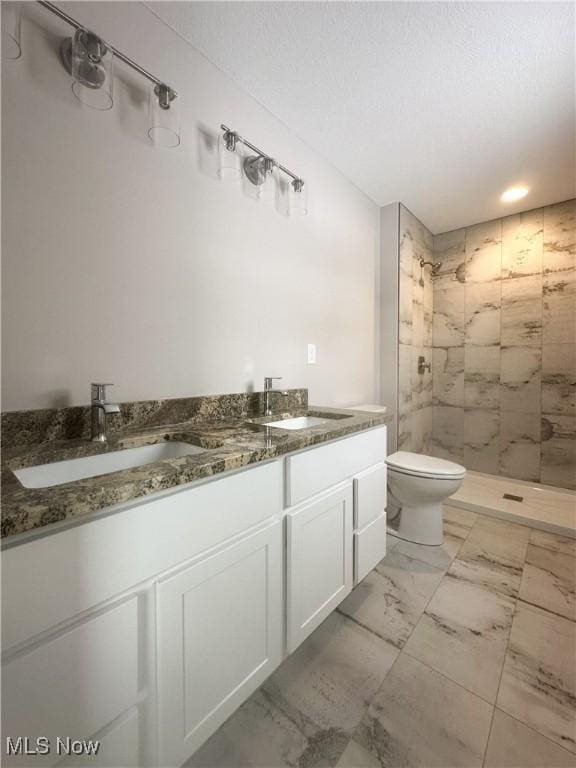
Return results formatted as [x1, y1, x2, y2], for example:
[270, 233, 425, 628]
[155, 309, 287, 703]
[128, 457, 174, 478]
[501, 185, 529, 203]
[35, 1, 179, 144]
[218, 129, 242, 179]
[219, 124, 307, 216]
[2, 2, 22, 60]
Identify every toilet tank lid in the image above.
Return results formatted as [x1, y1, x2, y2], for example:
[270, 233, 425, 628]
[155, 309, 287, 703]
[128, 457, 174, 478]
[352, 404, 387, 413]
[386, 451, 466, 477]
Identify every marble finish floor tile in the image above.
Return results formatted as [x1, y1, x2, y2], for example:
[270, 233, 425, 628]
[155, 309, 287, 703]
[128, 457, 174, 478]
[451, 526, 527, 598]
[497, 602, 576, 754]
[443, 504, 478, 538]
[185, 688, 316, 768]
[484, 709, 576, 768]
[519, 544, 576, 620]
[530, 529, 576, 557]
[392, 533, 464, 572]
[404, 572, 515, 702]
[263, 611, 398, 736]
[353, 653, 492, 768]
[338, 549, 444, 649]
[473, 515, 532, 543]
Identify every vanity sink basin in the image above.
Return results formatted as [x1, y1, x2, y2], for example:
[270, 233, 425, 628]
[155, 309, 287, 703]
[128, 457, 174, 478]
[13, 441, 207, 489]
[263, 416, 331, 430]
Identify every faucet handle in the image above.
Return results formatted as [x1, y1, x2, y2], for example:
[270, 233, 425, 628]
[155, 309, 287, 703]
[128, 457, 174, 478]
[91, 382, 113, 402]
[264, 376, 282, 390]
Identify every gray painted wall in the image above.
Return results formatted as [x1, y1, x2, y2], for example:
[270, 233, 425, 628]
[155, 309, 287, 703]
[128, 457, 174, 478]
[1, 2, 379, 411]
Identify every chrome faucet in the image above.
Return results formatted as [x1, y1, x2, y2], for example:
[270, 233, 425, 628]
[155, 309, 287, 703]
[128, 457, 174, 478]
[90, 383, 120, 442]
[263, 377, 288, 417]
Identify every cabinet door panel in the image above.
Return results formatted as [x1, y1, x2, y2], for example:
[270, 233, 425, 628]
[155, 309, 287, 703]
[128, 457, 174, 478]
[156, 521, 282, 767]
[2, 597, 139, 768]
[286, 484, 353, 653]
[354, 513, 387, 585]
[354, 463, 387, 530]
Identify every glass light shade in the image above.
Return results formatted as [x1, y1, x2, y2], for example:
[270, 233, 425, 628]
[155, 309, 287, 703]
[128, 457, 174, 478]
[218, 132, 242, 179]
[2, 2, 22, 60]
[289, 179, 308, 216]
[70, 28, 114, 110]
[258, 158, 277, 201]
[148, 84, 180, 148]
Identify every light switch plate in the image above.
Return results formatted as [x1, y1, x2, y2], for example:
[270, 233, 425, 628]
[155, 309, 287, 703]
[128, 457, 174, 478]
[307, 343, 317, 365]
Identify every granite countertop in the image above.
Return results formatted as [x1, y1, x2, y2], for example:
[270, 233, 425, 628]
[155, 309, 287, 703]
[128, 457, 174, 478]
[1, 401, 387, 543]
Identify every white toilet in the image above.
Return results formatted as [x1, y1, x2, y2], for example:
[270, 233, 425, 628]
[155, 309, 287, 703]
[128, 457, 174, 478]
[385, 451, 466, 545]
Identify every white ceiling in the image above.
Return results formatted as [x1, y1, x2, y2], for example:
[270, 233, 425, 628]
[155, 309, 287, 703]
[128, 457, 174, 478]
[145, 1, 575, 233]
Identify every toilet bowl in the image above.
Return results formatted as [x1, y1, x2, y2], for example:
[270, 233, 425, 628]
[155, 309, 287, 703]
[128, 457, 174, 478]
[385, 451, 466, 545]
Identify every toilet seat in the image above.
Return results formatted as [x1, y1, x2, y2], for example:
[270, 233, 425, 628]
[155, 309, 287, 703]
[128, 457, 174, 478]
[386, 451, 466, 481]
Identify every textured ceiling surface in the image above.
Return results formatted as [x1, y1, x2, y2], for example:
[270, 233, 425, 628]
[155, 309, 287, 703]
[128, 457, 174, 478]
[145, 1, 575, 232]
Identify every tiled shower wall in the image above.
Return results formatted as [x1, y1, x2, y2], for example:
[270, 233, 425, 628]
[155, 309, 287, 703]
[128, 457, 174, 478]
[398, 205, 434, 453]
[431, 199, 575, 490]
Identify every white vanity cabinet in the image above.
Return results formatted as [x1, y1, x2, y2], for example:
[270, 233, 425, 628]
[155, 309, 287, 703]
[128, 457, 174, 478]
[2, 424, 387, 768]
[286, 483, 353, 653]
[156, 520, 283, 767]
[284, 426, 387, 651]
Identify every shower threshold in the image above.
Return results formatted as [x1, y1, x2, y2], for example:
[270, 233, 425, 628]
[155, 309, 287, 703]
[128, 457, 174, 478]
[446, 470, 576, 538]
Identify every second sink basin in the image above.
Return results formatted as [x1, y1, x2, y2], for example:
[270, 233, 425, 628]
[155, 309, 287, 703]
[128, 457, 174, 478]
[263, 416, 330, 430]
[13, 441, 207, 489]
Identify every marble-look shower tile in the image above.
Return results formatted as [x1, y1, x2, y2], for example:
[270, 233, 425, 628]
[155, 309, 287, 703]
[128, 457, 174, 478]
[464, 345, 500, 409]
[484, 709, 576, 768]
[404, 572, 515, 702]
[263, 611, 398, 738]
[450, 525, 528, 599]
[542, 343, 576, 416]
[543, 270, 576, 344]
[466, 219, 502, 284]
[398, 261, 413, 345]
[433, 347, 464, 407]
[519, 544, 576, 621]
[500, 411, 541, 482]
[543, 199, 576, 277]
[337, 549, 444, 649]
[500, 345, 542, 413]
[397, 412, 412, 452]
[502, 209, 544, 279]
[433, 310, 465, 347]
[464, 409, 500, 474]
[434, 283, 465, 317]
[541, 414, 576, 490]
[530, 529, 576, 558]
[354, 653, 492, 768]
[501, 274, 543, 346]
[412, 405, 433, 454]
[465, 281, 502, 314]
[398, 343, 412, 416]
[412, 346, 433, 409]
[434, 228, 466, 290]
[497, 602, 576, 753]
[432, 406, 464, 462]
[465, 307, 501, 346]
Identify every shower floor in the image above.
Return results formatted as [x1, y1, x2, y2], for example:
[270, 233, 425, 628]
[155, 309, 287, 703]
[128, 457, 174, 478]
[446, 471, 576, 538]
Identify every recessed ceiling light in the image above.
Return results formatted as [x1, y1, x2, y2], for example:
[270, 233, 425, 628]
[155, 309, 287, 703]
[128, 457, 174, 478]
[501, 186, 529, 203]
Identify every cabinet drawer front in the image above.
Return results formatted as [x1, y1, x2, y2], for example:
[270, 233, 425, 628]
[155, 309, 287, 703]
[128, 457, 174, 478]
[354, 463, 387, 530]
[2, 461, 282, 651]
[2, 598, 139, 768]
[156, 521, 283, 767]
[286, 484, 353, 653]
[59, 709, 140, 768]
[354, 514, 387, 585]
[286, 427, 386, 506]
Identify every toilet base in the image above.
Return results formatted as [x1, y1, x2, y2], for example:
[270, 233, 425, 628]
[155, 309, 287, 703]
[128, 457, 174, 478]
[387, 500, 443, 546]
